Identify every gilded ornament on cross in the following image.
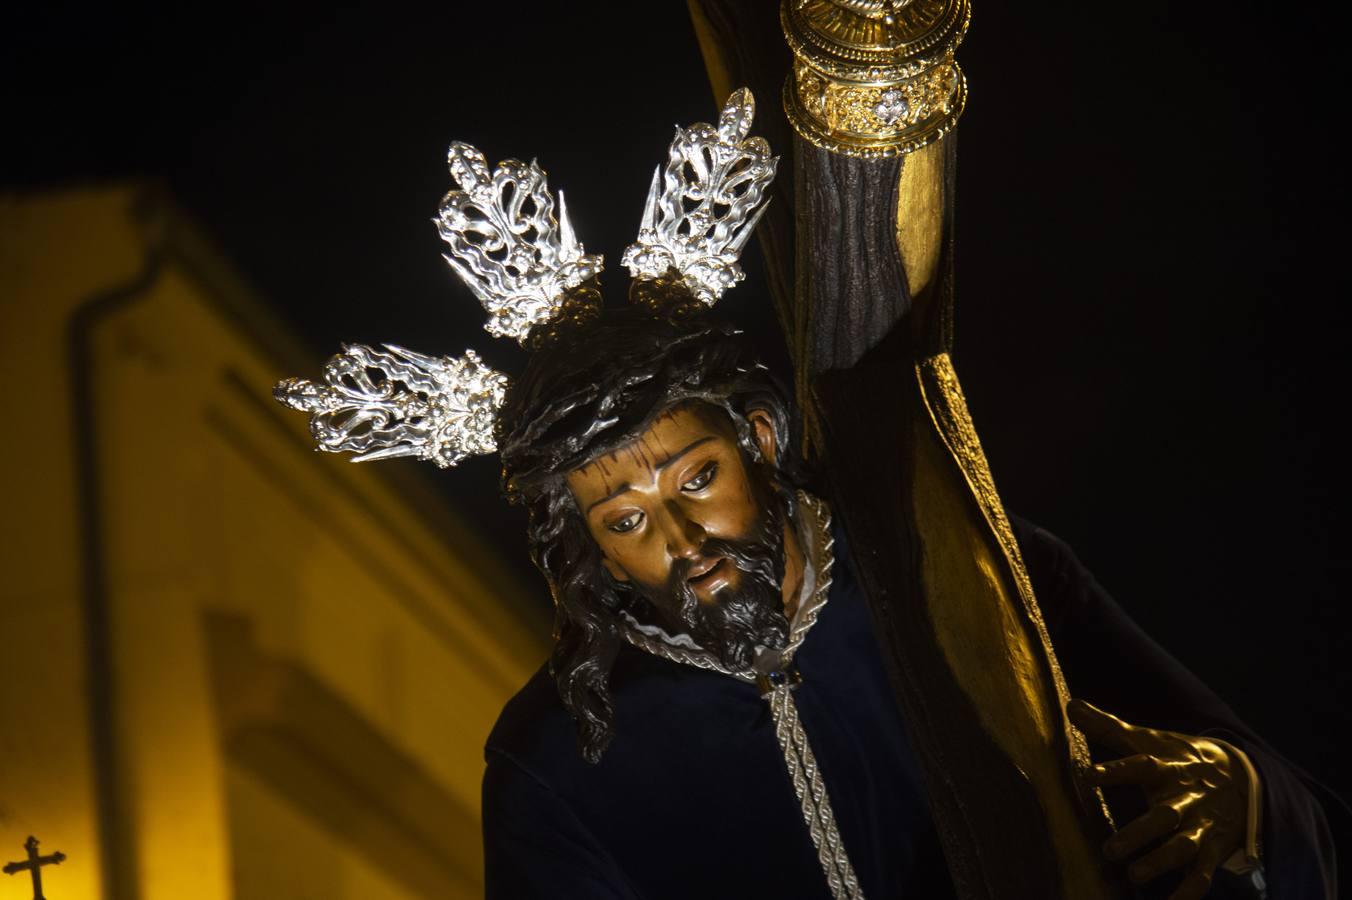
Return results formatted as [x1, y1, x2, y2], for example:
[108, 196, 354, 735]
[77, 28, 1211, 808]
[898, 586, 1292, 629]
[781, 0, 970, 158]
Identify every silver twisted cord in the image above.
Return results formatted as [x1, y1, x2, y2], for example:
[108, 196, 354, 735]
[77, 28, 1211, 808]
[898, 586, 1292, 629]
[273, 344, 508, 469]
[769, 686, 866, 900]
[780, 496, 835, 663]
[621, 87, 778, 305]
[617, 616, 757, 683]
[435, 142, 603, 345]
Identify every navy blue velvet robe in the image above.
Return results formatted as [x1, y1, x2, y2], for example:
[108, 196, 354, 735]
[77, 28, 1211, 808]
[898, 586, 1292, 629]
[482, 516, 1340, 898]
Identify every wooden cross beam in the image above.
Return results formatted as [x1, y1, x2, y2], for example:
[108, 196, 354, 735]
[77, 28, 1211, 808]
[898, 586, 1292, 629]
[3, 836, 66, 900]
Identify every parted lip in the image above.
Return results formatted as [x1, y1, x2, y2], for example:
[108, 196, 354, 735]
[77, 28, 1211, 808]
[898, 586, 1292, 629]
[685, 556, 725, 581]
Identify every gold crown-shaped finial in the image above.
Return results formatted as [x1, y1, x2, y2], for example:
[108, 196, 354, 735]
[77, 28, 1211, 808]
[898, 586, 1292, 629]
[781, 0, 970, 158]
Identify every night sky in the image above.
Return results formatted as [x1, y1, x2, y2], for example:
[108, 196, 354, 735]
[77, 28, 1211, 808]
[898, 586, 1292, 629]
[9, 3, 1349, 821]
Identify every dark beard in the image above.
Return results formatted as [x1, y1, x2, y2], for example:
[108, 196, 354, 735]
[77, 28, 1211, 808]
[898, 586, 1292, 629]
[627, 487, 793, 672]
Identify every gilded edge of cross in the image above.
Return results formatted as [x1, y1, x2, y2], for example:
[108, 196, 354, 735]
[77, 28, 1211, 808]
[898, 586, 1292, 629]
[3, 836, 65, 900]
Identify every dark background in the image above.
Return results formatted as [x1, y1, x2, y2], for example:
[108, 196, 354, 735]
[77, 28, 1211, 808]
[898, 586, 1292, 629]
[9, 0, 1348, 830]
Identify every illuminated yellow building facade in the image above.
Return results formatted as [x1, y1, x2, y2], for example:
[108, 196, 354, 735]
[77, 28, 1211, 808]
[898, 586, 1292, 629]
[0, 185, 548, 899]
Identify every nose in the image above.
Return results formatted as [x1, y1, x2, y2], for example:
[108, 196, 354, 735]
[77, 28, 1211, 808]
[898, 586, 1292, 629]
[659, 500, 706, 562]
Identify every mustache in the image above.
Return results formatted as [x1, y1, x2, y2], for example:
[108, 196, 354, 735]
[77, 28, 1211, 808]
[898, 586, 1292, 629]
[669, 535, 781, 589]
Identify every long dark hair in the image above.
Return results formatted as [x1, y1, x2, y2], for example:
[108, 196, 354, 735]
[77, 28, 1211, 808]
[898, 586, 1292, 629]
[496, 305, 800, 762]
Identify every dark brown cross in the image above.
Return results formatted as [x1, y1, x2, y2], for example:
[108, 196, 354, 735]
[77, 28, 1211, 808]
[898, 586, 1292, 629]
[3, 836, 65, 900]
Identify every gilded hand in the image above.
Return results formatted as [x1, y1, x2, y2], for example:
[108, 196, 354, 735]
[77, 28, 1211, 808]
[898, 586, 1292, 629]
[1067, 698, 1248, 900]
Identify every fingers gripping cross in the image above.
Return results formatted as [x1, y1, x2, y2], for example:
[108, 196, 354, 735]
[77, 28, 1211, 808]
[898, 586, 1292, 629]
[1068, 698, 1251, 900]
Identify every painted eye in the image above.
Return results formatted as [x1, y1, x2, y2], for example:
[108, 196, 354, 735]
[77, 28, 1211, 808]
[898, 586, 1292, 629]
[682, 463, 717, 492]
[609, 511, 644, 534]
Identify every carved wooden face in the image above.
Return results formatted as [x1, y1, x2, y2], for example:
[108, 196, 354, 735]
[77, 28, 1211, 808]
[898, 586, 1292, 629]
[565, 401, 780, 609]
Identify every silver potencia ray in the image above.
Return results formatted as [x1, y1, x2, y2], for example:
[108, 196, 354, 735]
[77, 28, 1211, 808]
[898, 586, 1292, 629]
[274, 345, 508, 469]
[274, 88, 776, 470]
[622, 88, 777, 304]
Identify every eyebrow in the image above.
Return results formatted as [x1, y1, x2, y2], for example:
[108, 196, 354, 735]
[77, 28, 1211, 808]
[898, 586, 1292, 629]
[585, 436, 717, 514]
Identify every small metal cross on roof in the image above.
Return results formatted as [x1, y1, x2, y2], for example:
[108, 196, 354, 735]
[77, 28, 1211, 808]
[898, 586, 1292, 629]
[3, 836, 66, 900]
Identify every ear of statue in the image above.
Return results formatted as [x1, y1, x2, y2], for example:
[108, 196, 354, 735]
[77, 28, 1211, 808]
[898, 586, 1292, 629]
[747, 408, 777, 467]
